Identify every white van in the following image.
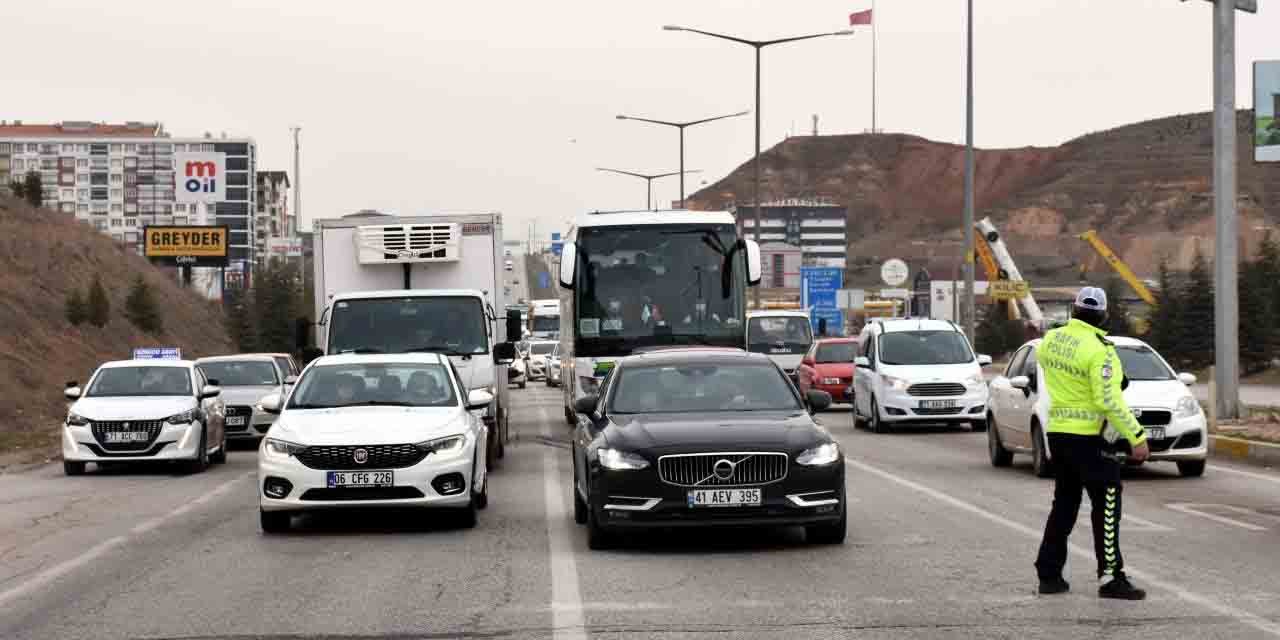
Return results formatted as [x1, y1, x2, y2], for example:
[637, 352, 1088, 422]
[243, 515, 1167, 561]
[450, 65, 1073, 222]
[746, 310, 814, 383]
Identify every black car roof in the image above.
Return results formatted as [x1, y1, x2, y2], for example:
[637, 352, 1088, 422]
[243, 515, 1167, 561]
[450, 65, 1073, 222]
[622, 349, 772, 368]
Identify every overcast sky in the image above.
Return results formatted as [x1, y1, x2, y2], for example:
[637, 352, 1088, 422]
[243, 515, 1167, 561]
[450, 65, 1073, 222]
[5, 0, 1277, 241]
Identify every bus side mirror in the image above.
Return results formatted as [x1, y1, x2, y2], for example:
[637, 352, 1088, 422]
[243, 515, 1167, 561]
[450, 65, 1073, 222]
[558, 241, 577, 289]
[505, 309, 523, 342]
[745, 239, 762, 286]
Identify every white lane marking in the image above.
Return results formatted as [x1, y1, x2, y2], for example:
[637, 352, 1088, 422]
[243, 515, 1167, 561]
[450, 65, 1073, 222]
[539, 403, 587, 640]
[1121, 512, 1174, 532]
[846, 459, 1280, 637]
[1209, 464, 1280, 485]
[1165, 503, 1270, 532]
[0, 470, 252, 609]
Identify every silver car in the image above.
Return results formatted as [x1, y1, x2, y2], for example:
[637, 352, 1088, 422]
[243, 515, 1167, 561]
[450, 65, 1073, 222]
[196, 355, 297, 444]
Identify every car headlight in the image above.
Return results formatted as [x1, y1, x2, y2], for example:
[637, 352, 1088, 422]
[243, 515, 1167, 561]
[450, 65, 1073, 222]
[821, 377, 842, 385]
[166, 408, 197, 424]
[415, 434, 469, 459]
[66, 411, 90, 426]
[264, 437, 307, 458]
[965, 373, 986, 388]
[797, 442, 841, 466]
[579, 376, 601, 395]
[1175, 396, 1203, 418]
[884, 375, 910, 391]
[598, 448, 649, 471]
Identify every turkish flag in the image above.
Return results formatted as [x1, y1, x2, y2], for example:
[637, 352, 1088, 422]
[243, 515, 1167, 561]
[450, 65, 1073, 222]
[849, 9, 872, 25]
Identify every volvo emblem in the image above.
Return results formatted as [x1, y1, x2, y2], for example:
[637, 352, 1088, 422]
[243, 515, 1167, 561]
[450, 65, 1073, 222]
[353, 448, 369, 464]
[713, 459, 736, 480]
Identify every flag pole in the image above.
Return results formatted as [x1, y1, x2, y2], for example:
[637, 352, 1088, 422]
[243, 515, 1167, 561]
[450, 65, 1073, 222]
[871, 0, 877, 134]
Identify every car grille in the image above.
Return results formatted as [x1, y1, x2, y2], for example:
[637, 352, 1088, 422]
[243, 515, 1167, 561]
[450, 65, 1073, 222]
[294, 444, 429, 470]
[913, 407, 965, 415]
[299, 487, 426, 501]
[224, 405, 253, 432]
[658, 452, 788, 487]
[1135, 410, 1172, 426]
[907, 383, 966, 397]
[91, 420, 164, 451]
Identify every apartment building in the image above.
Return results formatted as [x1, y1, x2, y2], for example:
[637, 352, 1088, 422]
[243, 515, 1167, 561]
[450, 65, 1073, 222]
[0, 120, 257, 267]
[255, 170, 292, 260]
[733, 198, 849, 269]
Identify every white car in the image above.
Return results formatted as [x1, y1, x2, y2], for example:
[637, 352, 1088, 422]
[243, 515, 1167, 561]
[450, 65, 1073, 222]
[986, 336, 1208, 478]
[196, 355, 297, 444]
[256, 353, 494, 533]
[509, 356, 528, 389]
[525, 340, 557, 380]
[546, 344, 562, 387]
[851, 318, 992, 433]
[62, 359, 227, 475]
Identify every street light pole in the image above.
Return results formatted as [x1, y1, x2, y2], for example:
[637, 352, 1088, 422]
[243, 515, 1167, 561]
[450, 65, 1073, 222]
[962, 0, 976, 344]
[664, 25, 854, 307]
[595, 167, 702, 210]
[615, 110, 749, 207]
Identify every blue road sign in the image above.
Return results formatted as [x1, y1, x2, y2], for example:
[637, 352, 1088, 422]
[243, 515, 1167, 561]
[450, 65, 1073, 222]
[551, 232, 562, 241]
[538, 271, 551, 289]
[809, 308, 844, 337]
[133, 347, 182, 360]
[800, 267, 843, 309]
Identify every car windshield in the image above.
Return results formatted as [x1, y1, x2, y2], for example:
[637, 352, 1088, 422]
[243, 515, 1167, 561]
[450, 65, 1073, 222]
[878, 331, 974, 366]
[328, 296, 488, 356]
[86, 366, 192, 397]
[532, 316, 559, 332]
[608, 362, 802, 413]
[530, 343, 556, 355]
[197, 361, 278, 386]
[1116, 346, 1175, 381]
[816, 342, 858, 363]
[747, 316, 813, 353]
[272, 357, 293, 376]
[287, 363, 458, 409]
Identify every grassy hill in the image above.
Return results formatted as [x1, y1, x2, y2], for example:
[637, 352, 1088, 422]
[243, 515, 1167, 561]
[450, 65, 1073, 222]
[0, 196, 234, 466]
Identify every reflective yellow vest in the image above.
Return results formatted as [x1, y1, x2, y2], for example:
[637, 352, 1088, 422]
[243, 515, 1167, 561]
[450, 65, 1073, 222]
[1036, 319, 1147, 446]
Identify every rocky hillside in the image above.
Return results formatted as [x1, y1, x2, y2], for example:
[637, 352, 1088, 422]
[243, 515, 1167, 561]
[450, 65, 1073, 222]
[0, 196, 234, 464]
[687, 110, 1280, 287]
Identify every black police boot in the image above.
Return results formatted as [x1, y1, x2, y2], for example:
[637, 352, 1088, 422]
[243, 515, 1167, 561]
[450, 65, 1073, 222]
[1038, 577, 1070, 595]
[1099, 574, 1146, 600]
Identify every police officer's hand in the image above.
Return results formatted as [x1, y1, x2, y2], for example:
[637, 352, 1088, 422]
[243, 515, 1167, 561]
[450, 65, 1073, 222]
[1131, 441, 1150, 463]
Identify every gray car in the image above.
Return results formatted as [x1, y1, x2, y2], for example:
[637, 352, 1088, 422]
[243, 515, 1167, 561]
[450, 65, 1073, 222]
[196, 355, 297, 444]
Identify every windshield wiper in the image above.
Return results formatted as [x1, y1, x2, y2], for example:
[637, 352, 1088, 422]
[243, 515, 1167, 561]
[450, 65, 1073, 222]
[338, 347, 383, 354]
[332, 400, 416, 408]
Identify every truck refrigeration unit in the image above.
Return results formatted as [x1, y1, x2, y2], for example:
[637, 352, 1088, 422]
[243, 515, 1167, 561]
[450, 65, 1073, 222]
[310, 213, 522, 467]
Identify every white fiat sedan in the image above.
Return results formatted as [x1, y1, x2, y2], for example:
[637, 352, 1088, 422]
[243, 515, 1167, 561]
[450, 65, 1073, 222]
[256, 353, 494, 533]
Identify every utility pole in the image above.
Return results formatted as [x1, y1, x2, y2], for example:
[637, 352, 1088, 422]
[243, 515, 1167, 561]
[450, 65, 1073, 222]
[292, 126, 301, 269]
[1212, 0, 1241, 419]
[962, 0, 976, 343]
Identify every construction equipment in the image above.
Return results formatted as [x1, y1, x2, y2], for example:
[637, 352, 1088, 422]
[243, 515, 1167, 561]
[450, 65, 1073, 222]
[974, 227, 1021, 320]
[976, 217, 1044, 329]
[1078, 230, 1157, 305]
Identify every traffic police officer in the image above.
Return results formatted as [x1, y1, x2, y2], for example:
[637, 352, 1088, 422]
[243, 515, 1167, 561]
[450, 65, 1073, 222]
[1034, 286, 1150, 600]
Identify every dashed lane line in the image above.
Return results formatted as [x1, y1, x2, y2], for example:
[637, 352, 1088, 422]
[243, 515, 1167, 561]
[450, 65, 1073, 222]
[539, 403, 587, 640]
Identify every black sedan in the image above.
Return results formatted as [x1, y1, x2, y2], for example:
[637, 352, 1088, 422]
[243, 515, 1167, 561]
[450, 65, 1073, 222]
[570, 349, 844, 549]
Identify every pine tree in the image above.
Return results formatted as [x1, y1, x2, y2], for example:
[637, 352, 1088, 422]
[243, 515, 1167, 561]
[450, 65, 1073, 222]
[975, 301, 1024, 358]
[1103, 276, 1134, 336]
[1146, 256, 1182, 363]
[1257, 232, 1280, 341]
[1238, 256, 1274, 374]
[65, 288, 88, 326]
[225, 288, 259, 352]
[1181, 245, 1215, 369]
[22, 171, 42, 208]
[86, 275, 111, 328]
[124, 275, 163, 334]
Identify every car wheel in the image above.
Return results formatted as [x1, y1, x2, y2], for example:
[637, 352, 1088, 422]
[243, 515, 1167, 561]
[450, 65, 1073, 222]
[988, 414, 1014, 467]
[473, 474, 489, 510]
[457, 493, 479, 529]
[1031, 422, 1054, 478]
[806, 507, 847, 544]
[63, 460, 86, 476]
[572, 456, 588, 525]
[210, 434, 228, 464]
[519, 380, 527, 389]
[182, 426, 209, 475]
[586, 485, 613, 550]
[565, 406, 577, 426]
[870, 397, 891, 434]
[260, 509, 290, 534]
[1177, 460, 1207, 478]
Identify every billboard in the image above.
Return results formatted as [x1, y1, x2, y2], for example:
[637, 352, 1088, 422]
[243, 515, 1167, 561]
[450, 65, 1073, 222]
[143, 225, 229, 267]
[1257, 61, 1280, 163]
[175, 152, 227, 202]
[268, 237, 303, 257]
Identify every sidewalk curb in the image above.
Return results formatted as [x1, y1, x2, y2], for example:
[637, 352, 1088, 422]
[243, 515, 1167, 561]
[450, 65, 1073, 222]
[1209, 435, 1280, 468]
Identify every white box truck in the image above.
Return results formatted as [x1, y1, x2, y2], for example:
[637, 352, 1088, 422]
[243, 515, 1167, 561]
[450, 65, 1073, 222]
[310, 213, 522, 467]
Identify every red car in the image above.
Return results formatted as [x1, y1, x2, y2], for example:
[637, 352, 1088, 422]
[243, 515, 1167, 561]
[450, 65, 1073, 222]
[797, 337, 859, 405]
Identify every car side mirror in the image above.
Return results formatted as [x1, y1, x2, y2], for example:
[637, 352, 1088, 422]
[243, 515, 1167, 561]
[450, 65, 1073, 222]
[505, 309, 523, 342]
[805, 389, 833, 413]
[977, 354, 993, 366]
[573, 395, 599, 416]
[745, 239, 762, 285]
[64, 383, 82, 401]
[466, 389, 495, 411]
[494, 342, 517, 365]
[283, 375, 298, 386]
[558, 241, 577, 289]
[1177, 372, 1196, 386]
[1010, 375, 1030, 390]
[200, 385, 222, 400]
[259, 392, 283, 414]
[855, 356, 871, 368]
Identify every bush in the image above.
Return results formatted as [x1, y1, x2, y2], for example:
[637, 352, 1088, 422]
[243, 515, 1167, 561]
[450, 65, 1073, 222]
[86, 275, 110, 328]
[975, 301, 1026, 358]
[65, 288, 87, 326]
[124, 275, 163, 334]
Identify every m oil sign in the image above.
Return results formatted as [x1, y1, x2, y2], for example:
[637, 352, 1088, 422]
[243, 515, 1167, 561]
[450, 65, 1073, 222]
[174, 152, 226, 203]
[143, 225, 229, 267]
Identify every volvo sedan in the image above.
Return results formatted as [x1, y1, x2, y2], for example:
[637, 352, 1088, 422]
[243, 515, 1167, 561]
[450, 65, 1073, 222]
[570, 350, 843, 549]
[256, 353, 494, 533]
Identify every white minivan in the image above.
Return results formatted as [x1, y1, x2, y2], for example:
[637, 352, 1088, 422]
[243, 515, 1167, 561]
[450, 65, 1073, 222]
[852, 318, 991, 433]
[746, 311, 814, 383]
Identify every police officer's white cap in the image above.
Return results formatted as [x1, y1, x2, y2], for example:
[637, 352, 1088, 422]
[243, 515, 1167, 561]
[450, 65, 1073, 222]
[1074, 286, 1107, 311]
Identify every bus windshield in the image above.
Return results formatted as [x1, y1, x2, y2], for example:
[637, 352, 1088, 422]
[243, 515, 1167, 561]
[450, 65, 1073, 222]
[572, 224, 746, 357]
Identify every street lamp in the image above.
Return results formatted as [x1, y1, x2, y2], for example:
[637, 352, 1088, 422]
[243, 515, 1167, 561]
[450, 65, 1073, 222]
[615, 110, 749, 206]
[664, 25, 853, 305]
[595, 167, 702, 210]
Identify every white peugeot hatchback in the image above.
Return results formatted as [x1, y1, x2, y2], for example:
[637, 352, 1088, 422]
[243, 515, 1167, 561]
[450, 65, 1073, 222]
[851, 318, 992, 433]
[256, 353, 495, 533]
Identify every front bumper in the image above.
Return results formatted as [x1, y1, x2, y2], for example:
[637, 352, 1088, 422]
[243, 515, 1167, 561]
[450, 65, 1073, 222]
[62, 422, 204, 462]
[227, 413, 276, 440]
[528, 361, 547, 379]
[1146, 413, 1209, 462]
[814, 382, 853, 403]
[878, 387, 988, 422]
[588, 460, 844, 529]
[258, 445, 476, 512]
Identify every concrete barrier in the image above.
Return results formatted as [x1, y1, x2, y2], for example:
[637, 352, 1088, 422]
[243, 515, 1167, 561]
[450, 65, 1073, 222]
[1209, 435, 1280, 468]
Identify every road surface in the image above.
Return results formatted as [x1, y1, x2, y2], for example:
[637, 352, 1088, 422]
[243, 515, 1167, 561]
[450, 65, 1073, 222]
[506, 251, 529, 304]
[3, 386, 1280, 639]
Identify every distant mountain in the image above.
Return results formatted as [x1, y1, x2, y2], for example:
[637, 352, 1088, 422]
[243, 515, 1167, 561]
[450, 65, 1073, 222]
[686, 110, 1280, 288]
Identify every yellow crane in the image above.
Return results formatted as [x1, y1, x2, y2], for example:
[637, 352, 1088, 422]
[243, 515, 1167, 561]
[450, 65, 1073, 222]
[1078, 230, 1156, 305]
